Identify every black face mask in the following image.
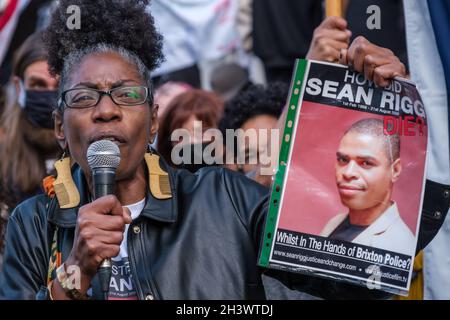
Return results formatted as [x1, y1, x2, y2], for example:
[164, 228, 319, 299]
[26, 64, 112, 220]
[22, 90, 58, 129]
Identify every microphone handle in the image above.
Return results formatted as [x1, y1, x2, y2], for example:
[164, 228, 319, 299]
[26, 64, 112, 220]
[98, 259, 112, 296]
[92, 168, 116, 296]
[93, 168, 116, 199]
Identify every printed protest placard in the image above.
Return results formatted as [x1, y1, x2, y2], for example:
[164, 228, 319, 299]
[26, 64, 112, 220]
[259, 59, 427, 295]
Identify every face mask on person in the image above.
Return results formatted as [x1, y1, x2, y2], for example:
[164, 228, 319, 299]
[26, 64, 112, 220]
[18, 82, 58, 129]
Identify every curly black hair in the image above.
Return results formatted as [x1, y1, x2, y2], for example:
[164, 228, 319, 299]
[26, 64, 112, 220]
[219, 82, 289, 132]
[43, 0, 164, 76]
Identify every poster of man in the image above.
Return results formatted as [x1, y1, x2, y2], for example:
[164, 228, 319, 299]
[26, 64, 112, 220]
[259, 60, 428, 295]
[321, 118, 414, 256]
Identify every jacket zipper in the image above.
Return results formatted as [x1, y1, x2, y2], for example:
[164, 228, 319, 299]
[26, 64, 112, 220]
[128, 219, 159, 300]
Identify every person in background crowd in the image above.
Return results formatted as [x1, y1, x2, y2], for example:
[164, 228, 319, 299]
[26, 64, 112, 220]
[219, 82, 288, 186]
[157, 89, 224, 172]
[150, 81, 192, 151]
[0, 32, 60, 265]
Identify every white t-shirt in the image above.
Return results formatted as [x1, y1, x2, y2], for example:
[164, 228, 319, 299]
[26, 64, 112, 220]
[107, 198, 145, 300]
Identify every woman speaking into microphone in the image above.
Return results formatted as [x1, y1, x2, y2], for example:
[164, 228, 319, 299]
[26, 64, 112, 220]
[0, 0, 433, 300]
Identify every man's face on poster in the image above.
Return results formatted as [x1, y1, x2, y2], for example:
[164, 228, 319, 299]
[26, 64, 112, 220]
[335, 131, 401, 210]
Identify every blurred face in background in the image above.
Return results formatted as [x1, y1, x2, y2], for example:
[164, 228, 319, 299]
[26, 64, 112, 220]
[155, 82, 191, 120]
[173, 114, 216, 146]
[236, 114, 278, 174]
[13, 60, 60, 154]
[20, 60, 59, 91]
[158, 90, 223, 170]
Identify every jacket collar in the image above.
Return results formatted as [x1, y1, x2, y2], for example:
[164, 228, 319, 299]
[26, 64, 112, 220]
[48, 154, 179, 228]
[355, 202, 401, 237]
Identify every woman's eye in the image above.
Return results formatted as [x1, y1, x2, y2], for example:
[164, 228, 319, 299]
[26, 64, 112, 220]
[73, 95, 94, 102]
[119, 89, 140, 99]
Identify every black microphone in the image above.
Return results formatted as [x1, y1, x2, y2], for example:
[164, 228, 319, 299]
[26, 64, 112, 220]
[86, 139, 121, 298]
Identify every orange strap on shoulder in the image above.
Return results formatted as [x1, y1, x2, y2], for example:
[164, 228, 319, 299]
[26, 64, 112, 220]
[43, 175, 56, 198]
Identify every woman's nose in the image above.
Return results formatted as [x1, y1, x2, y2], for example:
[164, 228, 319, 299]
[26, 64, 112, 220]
[92, 94, 122, 122]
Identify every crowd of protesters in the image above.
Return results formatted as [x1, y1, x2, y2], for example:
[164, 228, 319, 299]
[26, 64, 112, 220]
[0, 0, 449, 300]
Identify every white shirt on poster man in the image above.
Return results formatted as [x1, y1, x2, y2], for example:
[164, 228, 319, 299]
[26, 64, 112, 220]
[321, 202, 415, 256]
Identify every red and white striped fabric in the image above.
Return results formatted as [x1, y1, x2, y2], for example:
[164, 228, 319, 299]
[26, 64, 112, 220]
[0, 0, 30, 66]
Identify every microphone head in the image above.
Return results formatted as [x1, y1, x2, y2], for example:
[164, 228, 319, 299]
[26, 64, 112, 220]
[87, 140, 121, 170]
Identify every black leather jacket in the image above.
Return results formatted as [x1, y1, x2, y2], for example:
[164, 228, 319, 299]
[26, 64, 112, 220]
[0, 156, 448, 300]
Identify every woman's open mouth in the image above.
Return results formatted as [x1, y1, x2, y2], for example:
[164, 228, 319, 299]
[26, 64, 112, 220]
[89, 133, 126, 146]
